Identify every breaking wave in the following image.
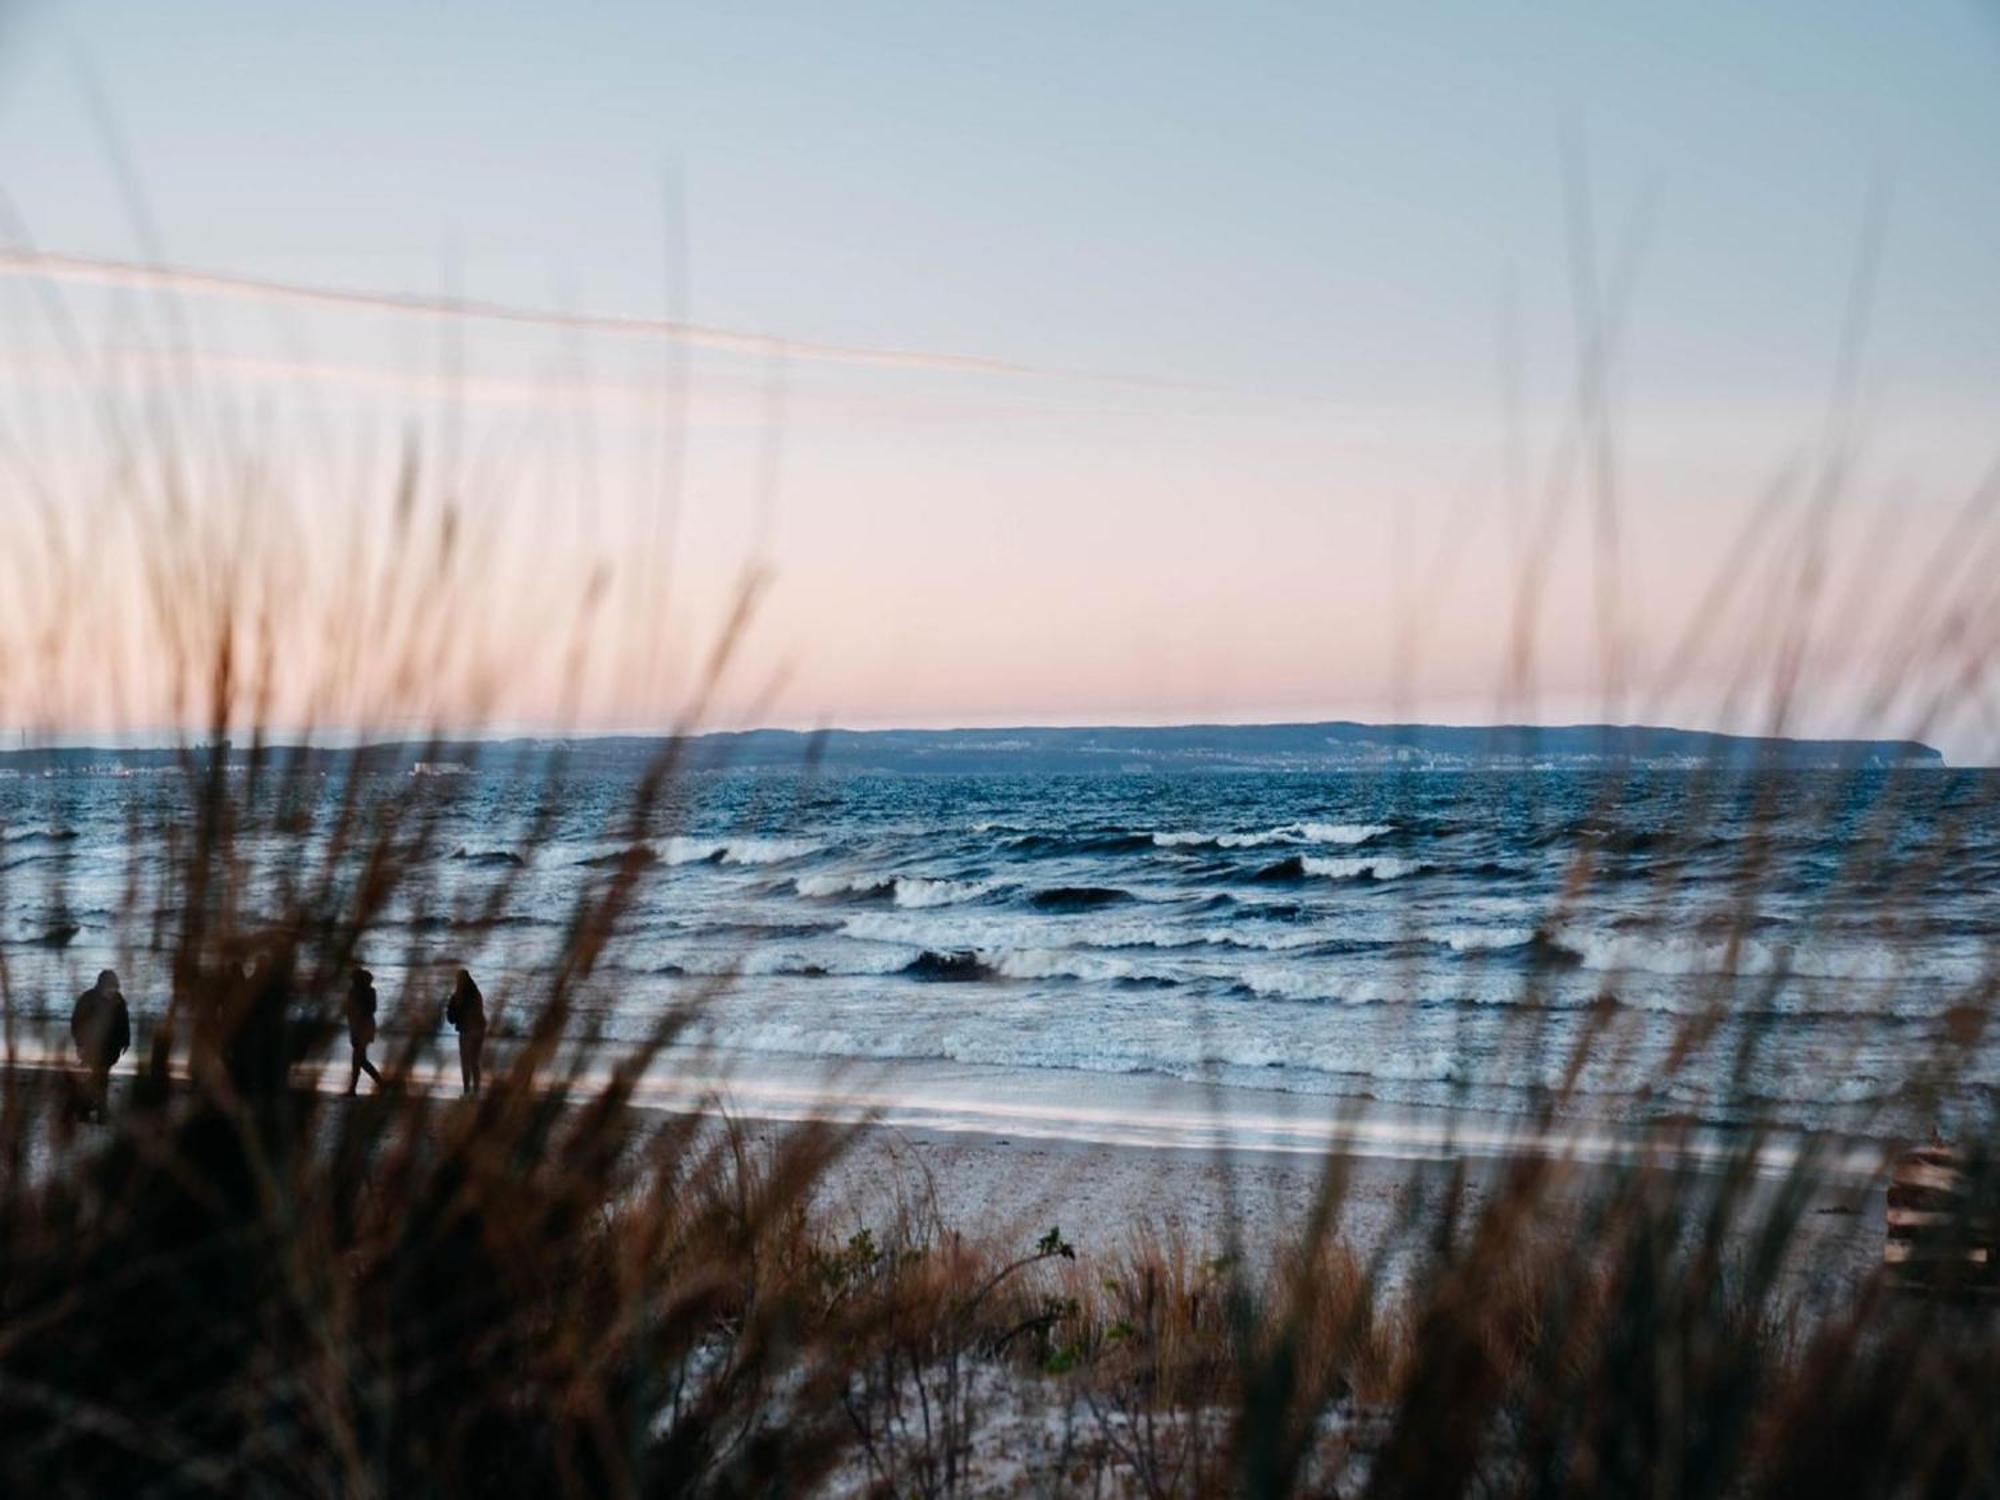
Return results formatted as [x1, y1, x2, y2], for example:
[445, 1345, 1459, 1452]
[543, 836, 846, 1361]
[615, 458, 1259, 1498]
[659, 836, 824, 867]
[1252, 854, 1427, 882]
[1154, 821, 1394, 849]
[1028, 885, 1134, 911]
[797, 873, 1000, 908]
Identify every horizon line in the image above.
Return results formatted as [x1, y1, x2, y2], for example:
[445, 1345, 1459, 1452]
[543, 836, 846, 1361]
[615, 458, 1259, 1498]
[0, 716, 1947, 758]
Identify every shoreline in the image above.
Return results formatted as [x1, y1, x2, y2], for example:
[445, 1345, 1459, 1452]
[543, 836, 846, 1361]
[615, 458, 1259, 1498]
[15, 1046, 1892, 1305]
[10, 1036, 1901, 1175]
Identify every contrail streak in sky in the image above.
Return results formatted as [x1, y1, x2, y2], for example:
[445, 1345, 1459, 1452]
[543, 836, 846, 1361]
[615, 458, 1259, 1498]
[0, 248, 1197, 391]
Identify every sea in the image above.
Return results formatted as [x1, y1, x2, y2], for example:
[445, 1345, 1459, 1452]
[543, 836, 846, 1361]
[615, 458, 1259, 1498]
[4, 766, 1996, 1154]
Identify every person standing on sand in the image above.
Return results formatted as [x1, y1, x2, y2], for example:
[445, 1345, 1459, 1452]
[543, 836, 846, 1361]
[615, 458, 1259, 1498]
[70, 969, 130, 1121]
[345, 967, 383, 1095]
[445, 968, 486, 1096]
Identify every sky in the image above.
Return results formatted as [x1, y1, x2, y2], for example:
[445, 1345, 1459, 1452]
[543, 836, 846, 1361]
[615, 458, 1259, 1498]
[0, 2, 1996, 755]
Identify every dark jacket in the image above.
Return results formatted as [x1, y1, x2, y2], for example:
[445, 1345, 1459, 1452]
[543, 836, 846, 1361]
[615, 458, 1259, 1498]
[445, 973, 485, 1034]
[72, 982, 131, 1071]
[346, 973, 378, 1045]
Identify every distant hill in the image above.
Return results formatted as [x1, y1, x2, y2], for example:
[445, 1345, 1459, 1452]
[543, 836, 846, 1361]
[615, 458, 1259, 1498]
[671, 721, 1946, 773]
[0, 721, 1945, 776]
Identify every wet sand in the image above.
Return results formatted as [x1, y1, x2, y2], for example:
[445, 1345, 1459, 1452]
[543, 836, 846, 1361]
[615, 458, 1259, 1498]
[15, 1048, 1889, 1310]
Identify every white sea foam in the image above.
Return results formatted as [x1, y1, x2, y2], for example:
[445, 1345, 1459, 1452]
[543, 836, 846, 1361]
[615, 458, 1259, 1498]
[1232, 966, 1405, 1005]
[796, 873, 892, 899]
[658, 946, 915, 978]
[1439, 926, 1540, 953]
[1153, 821, 1394, 850]
[660, 836, 823, 867]
[681, 1008, 1474, 1096]
[983, 947, 1142, 982]
[798, 874, 1000, 908]
[1548, 927, 1983, 983]
[722, 837, 825, 865]
[1301, 855, 1425, 881]
[894, 877, 999, 909]
[1297, 822, 1395, 845]
[1186, 925, 1327, 953]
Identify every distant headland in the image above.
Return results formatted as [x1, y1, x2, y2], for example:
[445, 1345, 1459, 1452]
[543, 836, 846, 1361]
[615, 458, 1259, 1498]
[0, 722, 1946, 776]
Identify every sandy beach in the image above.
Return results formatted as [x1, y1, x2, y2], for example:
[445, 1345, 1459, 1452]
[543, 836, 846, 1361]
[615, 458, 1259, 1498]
[800, 1116, 1884, 1308]
[17, 1036, 1893, 1329]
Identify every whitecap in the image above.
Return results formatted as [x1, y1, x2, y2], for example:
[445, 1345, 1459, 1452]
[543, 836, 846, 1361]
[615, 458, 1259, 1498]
[1439, 926, 1539, 954]
[893, 877, 1000, 909]
[1154, 821, 1392, 850]
[660, 835, 823, 867]
[1296, 821, 1394, 845]
[796, 872, 893, 899]
[1301, 855, 1425, 881]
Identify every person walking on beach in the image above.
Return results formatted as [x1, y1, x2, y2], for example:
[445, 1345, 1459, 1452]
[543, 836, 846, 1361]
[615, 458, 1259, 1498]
[70, 969, 130, 1121]
[445, 968, 486, 1096]
[345, 967, 383, 1095]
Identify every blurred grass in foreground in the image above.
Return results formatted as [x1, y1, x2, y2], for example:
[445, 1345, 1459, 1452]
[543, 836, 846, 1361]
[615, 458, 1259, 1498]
[0, 227, 1993, 1496]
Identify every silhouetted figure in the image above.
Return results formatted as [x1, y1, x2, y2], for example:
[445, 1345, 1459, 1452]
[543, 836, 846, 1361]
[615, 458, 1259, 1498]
[346, 967, 383, 1095]
[70, 969, 130, 1121]
[445, 969, 486, 1096]
[227, 949, 295, 1102]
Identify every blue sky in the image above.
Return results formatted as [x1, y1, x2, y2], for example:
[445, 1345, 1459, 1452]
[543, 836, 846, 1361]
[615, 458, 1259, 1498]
[0, 3, 1995, 750]
[6, 3, 1996, 402]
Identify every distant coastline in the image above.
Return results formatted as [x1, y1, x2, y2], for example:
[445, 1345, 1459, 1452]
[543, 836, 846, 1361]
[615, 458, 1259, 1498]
[0, 720, 1946, 776]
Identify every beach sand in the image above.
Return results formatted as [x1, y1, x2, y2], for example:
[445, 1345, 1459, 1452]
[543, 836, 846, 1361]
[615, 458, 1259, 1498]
[23, 1045, 1889, 1314]
[792, 1115, 1886, 1316]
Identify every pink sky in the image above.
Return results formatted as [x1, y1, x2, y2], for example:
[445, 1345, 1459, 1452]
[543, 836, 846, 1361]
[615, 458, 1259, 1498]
[0, 279, 1990, 763]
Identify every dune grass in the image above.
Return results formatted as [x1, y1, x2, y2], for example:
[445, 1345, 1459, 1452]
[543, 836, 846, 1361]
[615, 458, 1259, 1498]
[0, 222, 1994, 1495]
[0, 709, 1992, 1495]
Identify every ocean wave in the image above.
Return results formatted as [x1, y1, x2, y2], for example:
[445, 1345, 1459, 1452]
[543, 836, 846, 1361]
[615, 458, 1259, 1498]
[699, 918, 846, 940]
[1235, 900, 1306, 921]
[1538, 926, 1985, 982]
[1027, 885, 1133, 912]
[897, 877, 1001, 908]
[1306, 855, 1425, 880]
[575, 845, 661, 868]
[657, 946, 915, 979]
[901, 949, 993, 982]
[676, 1014, 1465, 1091]
[403, 912, 562, 932]
[1300, 822, 1396, 845]
[1004, 830, 1155, 856]
[1154, 821, 1393, 850]
[1252, 853, 1427, 882]
[894, 944, 1180, 985]
[1438, 926, 1541, 954]
[795, 872, 998, 908]
[795, 872, 894, 901]
[660, 836, 824, 867]
[1, 827, 80, 846]
[1099, 922, 1329, 954]
[989, 947, 1166, 982]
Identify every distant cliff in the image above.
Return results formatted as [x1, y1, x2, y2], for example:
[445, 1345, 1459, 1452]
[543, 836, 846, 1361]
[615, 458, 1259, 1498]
[0, 721, 1942, 776]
